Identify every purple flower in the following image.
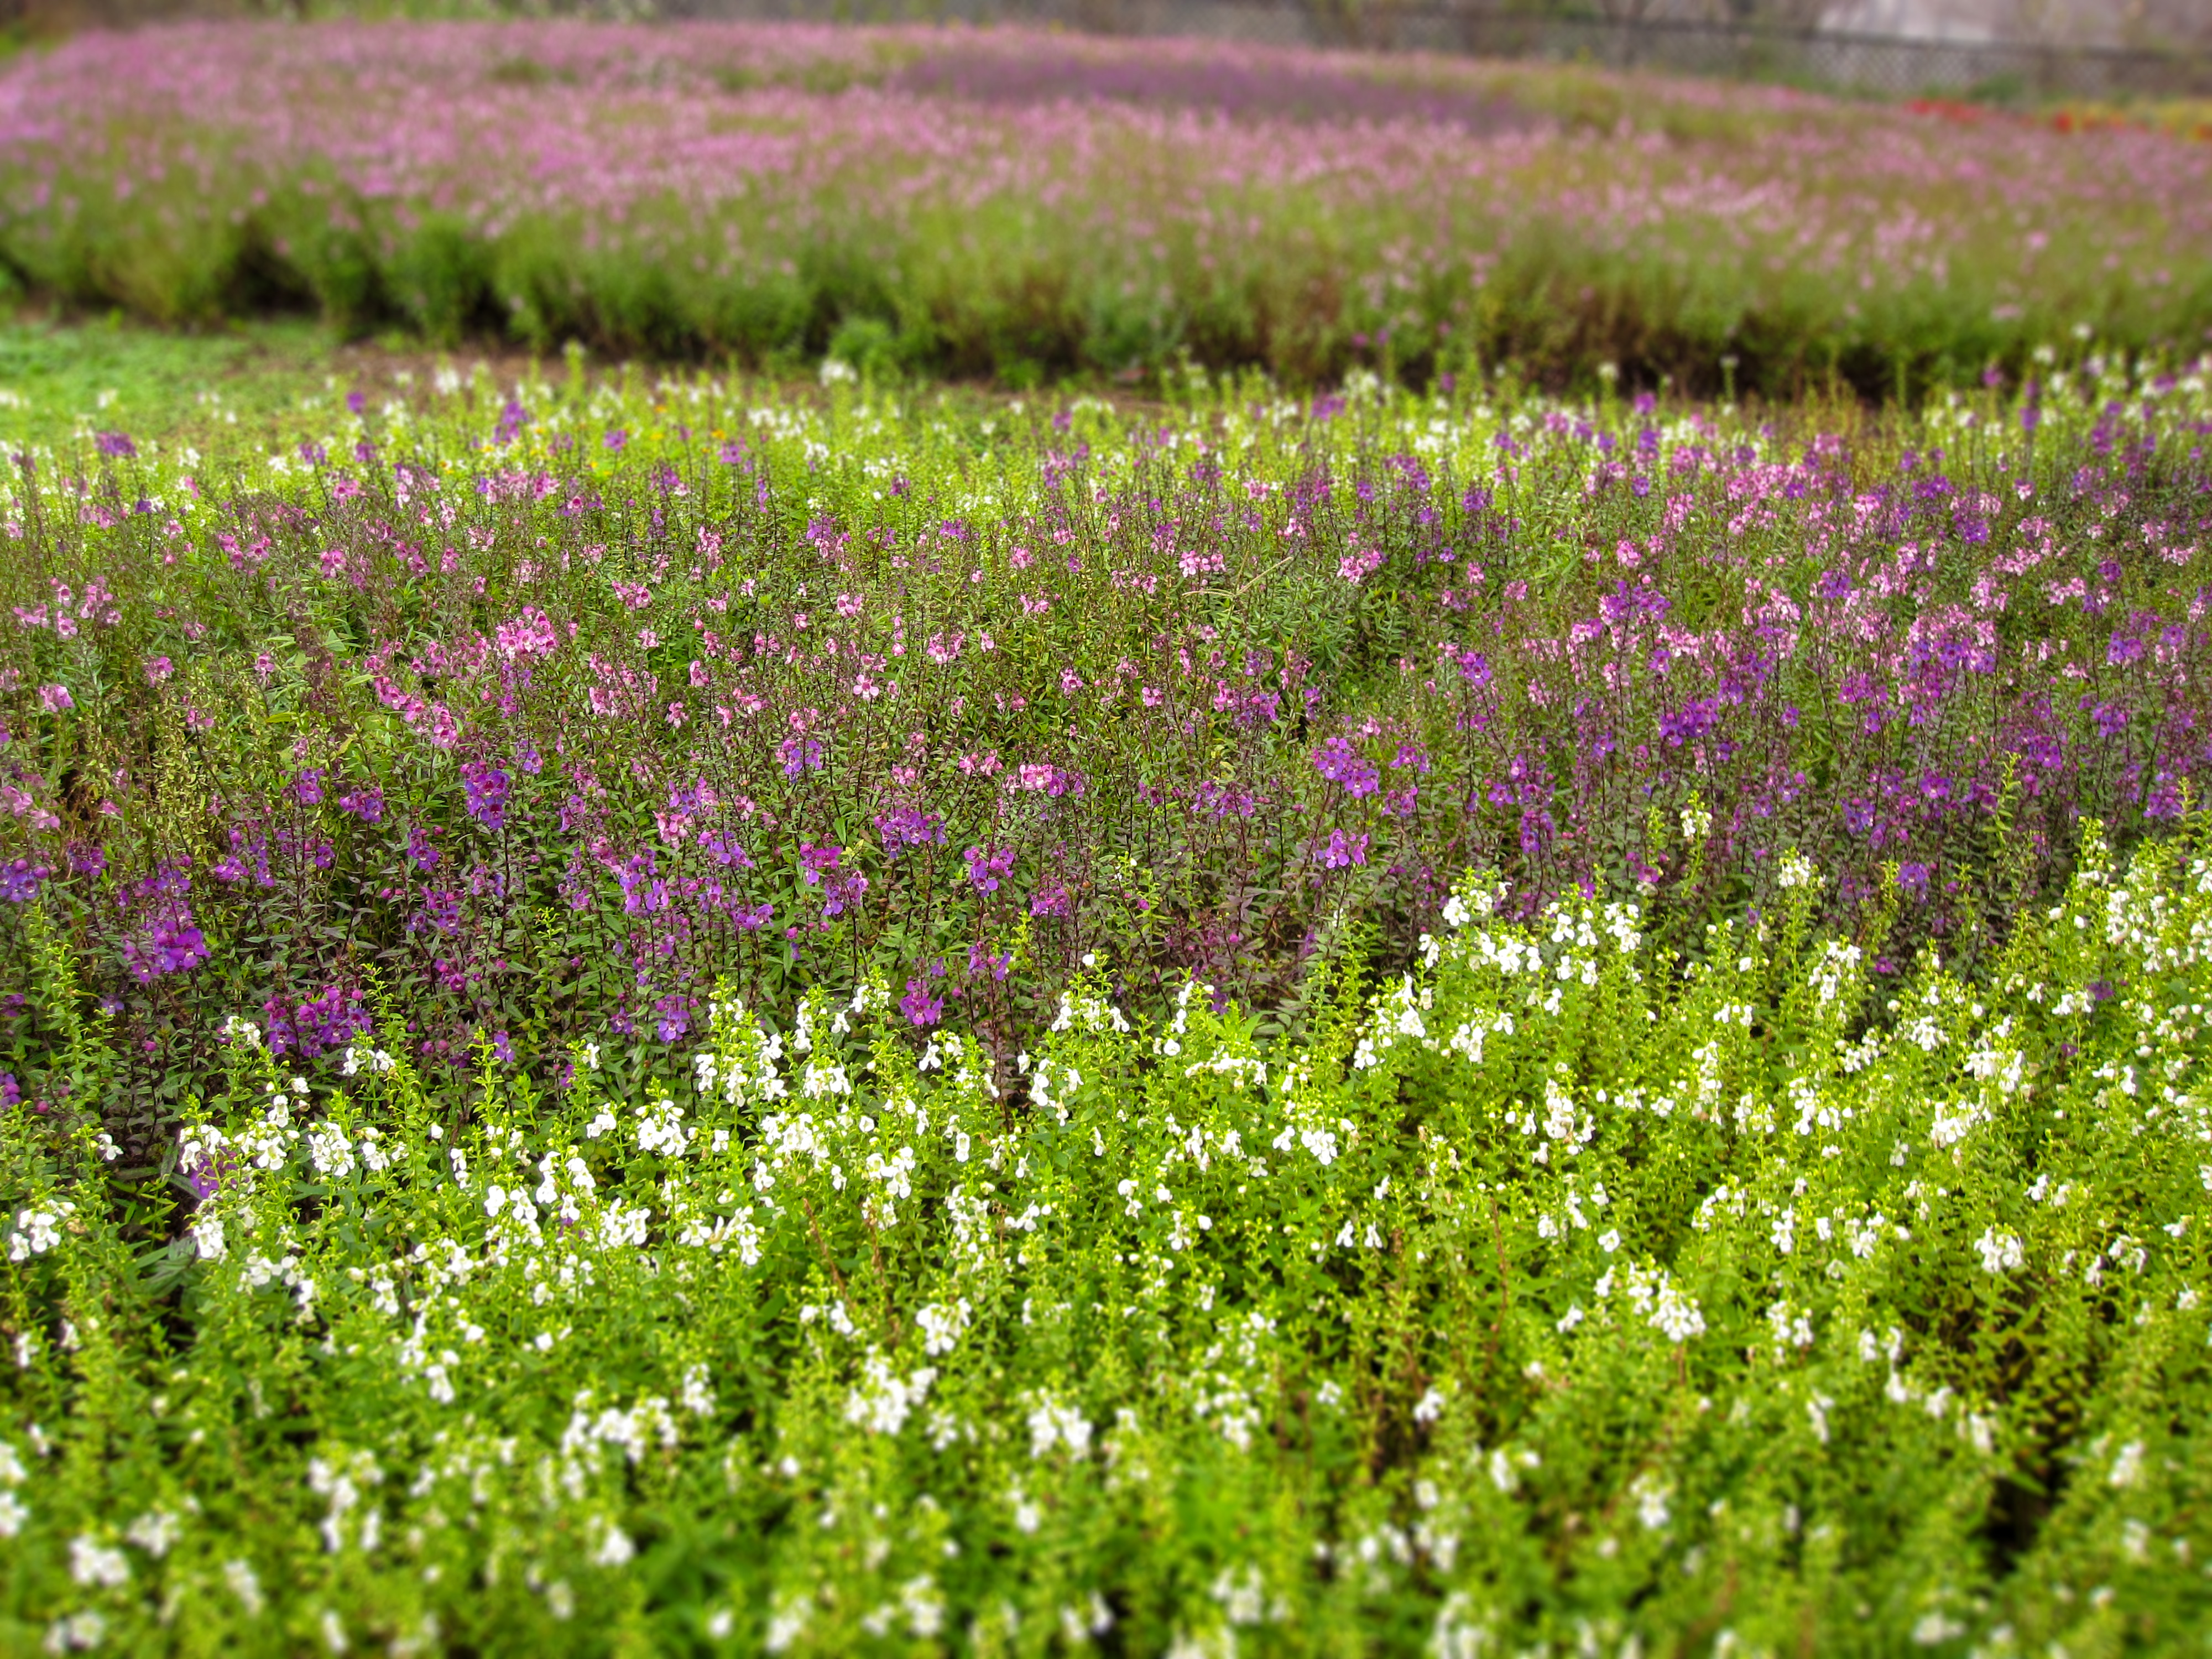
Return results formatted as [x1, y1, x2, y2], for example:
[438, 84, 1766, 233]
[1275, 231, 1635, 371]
[966, 844, 1016, 894]
[122, 910, 209, 984]
[1312, 737, 1380, 798]
[491, 1031, 515, 1065]
[821, 871, 869, 919]
[263, 984, 371, 1056]
[183, 1151, 233, 1203]
[799, 841, 843, 884]
[900, 977, 944, 1028]
[1317, 830, 1369, 869]
[338, 785, 385, 824]
[779, 736, 824, 778]
[407, 824, 441, 871]
[1028, 882, 1073, 917]
[700, 829, 754, 868]
[411, 890, 461, 934]
[875, 805, 946, 855]
[1454, 649, 1493, 690]
[94, 431, 137, 460]
[1897, 862, 1932, 896]
[619, 851, 667, 915]
[2107, 634, 2146, 667]
[1658, 699, 1720, 747]
[967, 943, 1012, 981]
[292, 769, 326, 807]
[0, 859, 50, 902]
[461, 760, 512, 831]
[2079, 697, 2129, 739]
[604, 429, 628, 452]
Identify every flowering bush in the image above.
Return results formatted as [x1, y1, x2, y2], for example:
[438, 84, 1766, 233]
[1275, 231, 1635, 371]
[4, 833, 2210, 1651]
[1, 22, 2208, 394]
[0, 354, 2209, 1648]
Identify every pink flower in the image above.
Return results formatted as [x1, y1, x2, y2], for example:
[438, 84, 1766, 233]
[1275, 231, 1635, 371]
[39, 683, 72, 712]
[144, 655, 175, 685]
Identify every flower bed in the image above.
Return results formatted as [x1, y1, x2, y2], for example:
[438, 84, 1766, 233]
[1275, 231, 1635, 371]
[1, 357, 2209, 1649]
[2, 22, 2208, 393]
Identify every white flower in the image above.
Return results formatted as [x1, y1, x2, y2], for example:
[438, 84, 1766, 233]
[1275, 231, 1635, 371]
[594, 1524, 635, 1567]
[900, 1575, 945, 1639]
[43, 1611, 106, 1652]
[681, 1364, 715, 1418]
[1027, 1397, 1094, 1460]
[69, 1536, 129, 1589]
[915, 1300, 972, 1358]
[9, 1202, 74, 1262]
[843, 1354, 936, 1436]
[2109, 1439, 2146, 1489]
[1973, 1227, 2025, 1274]
[306, 1123, 356, 1180]
[224, 1559, 265, 1615]
[1775, 848, 1819, 890]
[124, 1510, 180, 1557]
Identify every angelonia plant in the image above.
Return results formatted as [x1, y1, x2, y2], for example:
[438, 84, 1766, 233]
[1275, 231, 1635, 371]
[3, 22, 2210, 395]
[0, 354, 2209, 1651]
[4, 837, 2210, 1653]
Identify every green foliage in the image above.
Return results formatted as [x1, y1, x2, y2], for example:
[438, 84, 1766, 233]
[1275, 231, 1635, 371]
[4, 846, 2211, 1653]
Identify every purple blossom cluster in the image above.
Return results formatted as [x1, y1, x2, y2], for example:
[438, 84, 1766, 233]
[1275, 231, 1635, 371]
[2, 362, 2209, 1182]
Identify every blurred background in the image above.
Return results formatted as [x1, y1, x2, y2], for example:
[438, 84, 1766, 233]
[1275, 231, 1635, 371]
[4, 0, 2206, 101]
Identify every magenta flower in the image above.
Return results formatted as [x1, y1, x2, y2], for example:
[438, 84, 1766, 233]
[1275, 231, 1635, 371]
[1318, 830, 1369, 870]
[966, 845, 1015, 894]
[1312, 738, 1378, 798]
[900, 977, 944, 1027]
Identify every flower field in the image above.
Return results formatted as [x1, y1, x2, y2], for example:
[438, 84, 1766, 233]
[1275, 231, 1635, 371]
[0, 339, 2209, 1653]
[3, 21, 2211, 397]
